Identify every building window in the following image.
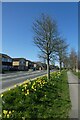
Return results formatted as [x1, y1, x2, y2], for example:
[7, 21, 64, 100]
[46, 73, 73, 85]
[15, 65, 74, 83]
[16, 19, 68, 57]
[20, 60, 25, 65]
[26, 61, 28, 66]
[21, 61, 24, 64]
[8, 59, 12, 62]
[2, 58, 7, 62]
[13, 61, 19, 66]
[2, 58, 12, 62]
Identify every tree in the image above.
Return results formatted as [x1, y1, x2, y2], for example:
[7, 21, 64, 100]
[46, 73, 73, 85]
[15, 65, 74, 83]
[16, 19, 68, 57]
[69, 48, 78, 71]
[38, 52, 46, 64]
[55, 38, 68, 71]
[33, 14, 58, 80]
[78, 51, 80, 70]
[63, 55, 70, 69]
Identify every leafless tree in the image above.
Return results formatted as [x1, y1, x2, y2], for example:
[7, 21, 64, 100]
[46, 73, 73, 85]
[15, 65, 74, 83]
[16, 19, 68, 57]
[63, 55, 70, 69]
[32, 14, 58, 80]
[78, 51, 80, 70]
[55, 38, 68, 71]
[69, 48, 78, 71]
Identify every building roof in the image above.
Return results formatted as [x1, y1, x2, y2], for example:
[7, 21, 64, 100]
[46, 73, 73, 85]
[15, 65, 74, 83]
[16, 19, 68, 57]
[34, 61, 46, 65]
[13, 58, 26, 61]
[26, 59, 32, 62]
[0, 53, 12, 59]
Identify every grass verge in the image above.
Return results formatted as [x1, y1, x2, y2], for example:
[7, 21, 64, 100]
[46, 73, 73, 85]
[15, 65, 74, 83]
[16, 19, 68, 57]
[73, 71, 80, 79]
[1, 70, 71, 119]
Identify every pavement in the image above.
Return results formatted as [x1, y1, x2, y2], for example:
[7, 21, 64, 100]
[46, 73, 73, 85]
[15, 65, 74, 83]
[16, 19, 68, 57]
[67, 71, 79, 119]
[0, 70, 54, 93]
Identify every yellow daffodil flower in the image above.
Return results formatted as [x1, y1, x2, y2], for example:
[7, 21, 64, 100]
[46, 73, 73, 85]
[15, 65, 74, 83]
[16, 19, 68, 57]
[25, 87, 26, 90]
[27, 90, 29, 94]
[31, 85, 34, 89]
[9, 111, 11, 114]
[3, 110, 7, 115]
[1, 94, 3, 97]
[25, 93, 27, 96]
[19, 84, 22, 86]
[23, 84, 27, 87]
[7, 114, 9, 118]
[14, 85, 17, 87]
[29, 82, 31, 84]
[34, 89, 36, 91]
[22, 89, 24, 91]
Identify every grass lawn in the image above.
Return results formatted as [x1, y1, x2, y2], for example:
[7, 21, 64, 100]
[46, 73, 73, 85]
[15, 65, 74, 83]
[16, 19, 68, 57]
[73, 71, 80, 79]
[1, 70, 71, 119]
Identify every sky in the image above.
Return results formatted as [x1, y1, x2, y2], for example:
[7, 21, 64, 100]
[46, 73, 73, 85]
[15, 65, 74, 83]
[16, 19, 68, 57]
[2, 2, 78, 62]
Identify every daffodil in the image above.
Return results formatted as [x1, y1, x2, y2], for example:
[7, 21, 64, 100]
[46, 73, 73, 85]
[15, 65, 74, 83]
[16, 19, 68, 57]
[25, 87, 27, 90]
[31, 85, 34, 89]
[23, 81, 26, 84]
[3, 110, 7, 115]
[45, 95, 46, 97]
[7, 114, 9, 118]
[1, 94, 3, 97]
[19, 84, 22, 86]
[9, 111, 11, 114]
[27, 90, 29, 94]
[34, 89, 36, 91]
[23, 84, 27, 87]
[29, 81, 31, 84]
[25, 93, 27, 96]
[22, 89, 24, 91]
[14, 85, 17, 87]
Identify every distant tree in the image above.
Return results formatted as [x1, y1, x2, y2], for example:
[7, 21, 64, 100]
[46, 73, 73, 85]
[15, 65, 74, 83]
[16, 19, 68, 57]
[55, 38, 68, 71]
[33, 14, 58, 80]
[78, 51, 80, 70]
[69, 48, 78, 71]
[63, 55, 70, 69]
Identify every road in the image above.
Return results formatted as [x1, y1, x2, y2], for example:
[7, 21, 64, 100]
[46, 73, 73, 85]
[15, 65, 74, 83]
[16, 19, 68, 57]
[67, 71, 79, 119]
[0, 70, 54, 93]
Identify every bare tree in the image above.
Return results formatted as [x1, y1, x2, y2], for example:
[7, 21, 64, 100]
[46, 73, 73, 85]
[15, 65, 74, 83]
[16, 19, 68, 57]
[63, 55, 70, 69]
[33, 14, 58, 80]
[78, 51, 80, 70]
[55, 38, 68, 71]
[69, 48, 78, 71]
[38, 52, 46, 64]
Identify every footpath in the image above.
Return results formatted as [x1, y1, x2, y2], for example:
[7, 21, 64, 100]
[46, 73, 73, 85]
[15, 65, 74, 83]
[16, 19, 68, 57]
[67, 71, 79, 119]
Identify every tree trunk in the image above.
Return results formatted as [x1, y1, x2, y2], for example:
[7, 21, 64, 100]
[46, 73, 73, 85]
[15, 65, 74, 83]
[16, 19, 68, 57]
[60, 60, 62, 71]
[47, 54, 50, 80]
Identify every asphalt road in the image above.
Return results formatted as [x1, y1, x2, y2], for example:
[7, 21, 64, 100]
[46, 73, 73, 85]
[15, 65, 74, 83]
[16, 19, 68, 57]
[67, 71, 79, 118]
[0, 70, 54, 93]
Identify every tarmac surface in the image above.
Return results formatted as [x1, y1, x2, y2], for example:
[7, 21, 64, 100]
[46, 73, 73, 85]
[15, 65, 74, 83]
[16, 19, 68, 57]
[0, 70, 54, 93]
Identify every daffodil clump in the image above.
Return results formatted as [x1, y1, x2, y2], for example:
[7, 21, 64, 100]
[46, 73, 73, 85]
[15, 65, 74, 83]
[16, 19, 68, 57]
[3, 110, 14, 118]
[20, 76, 47, 97]
[31, 77, 47, 91]
[1, 70, 71, 119]
[50, 71, 62, 80]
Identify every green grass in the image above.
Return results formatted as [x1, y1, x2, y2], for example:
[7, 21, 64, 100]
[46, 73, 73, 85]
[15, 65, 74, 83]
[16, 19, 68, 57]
[73, 71, 80, 79]
[1, 70, 71, 119]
